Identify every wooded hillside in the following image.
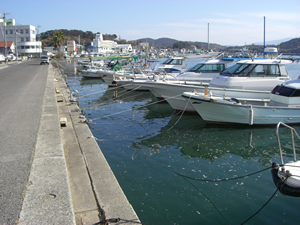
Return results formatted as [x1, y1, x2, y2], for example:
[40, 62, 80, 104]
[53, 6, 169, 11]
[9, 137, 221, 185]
[40, 29, 300, 54]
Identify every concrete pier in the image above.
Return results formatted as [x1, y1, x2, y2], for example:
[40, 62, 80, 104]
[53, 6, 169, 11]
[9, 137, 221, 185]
[12, 61, 139, 224]
[54, 64, 140, 224]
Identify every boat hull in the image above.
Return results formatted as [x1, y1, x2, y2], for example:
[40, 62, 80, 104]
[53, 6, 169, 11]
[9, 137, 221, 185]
[184, 94, 300, 125]
[81, 72, 102, 79]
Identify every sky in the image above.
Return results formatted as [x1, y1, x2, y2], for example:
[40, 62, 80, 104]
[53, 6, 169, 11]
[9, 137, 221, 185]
[1, 0, 299, 46]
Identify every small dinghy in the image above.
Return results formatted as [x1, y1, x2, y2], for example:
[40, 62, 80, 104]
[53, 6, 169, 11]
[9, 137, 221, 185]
[271, 122, 300, 197]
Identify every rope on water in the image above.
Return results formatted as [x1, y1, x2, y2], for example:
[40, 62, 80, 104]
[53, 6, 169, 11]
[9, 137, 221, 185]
[91, 93, 183, 121]
[80, 86, 142, 111]
[167, 94, 192, 131]
[161, 165, 272, 182]
[240, 188, 279, 225]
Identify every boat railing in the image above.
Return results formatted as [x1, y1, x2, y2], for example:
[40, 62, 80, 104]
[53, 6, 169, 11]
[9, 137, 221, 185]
[276, 122, 300, 165]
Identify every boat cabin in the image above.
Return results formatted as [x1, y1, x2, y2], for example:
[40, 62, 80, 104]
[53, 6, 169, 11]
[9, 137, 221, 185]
[185, 59, 234, 73]
[155, 57, 187, 73]
[208, 59, 292, 91]
[219, 59, 290, 77]
[270, 79, 300, 107]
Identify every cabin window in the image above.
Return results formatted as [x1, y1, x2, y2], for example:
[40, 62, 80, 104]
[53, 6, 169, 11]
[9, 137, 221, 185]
[292, 89, 300, 97]
[163, 59, 182, 65]
[272, 86, 296, 97]
[221, 63, 281, 77]
[249, 64, 280, 76]
[170, 59, 182, 65]
[189, 64, 225, 73]
[221, 63, 249, 76]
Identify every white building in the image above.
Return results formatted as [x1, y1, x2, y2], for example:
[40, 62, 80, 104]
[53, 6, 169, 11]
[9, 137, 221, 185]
[91, 33, 132, 55]
[0, 18, 42, 56]
[117, 44, 133, 54]
[92, 33, 116, 54]
[67, 40, 77, 55]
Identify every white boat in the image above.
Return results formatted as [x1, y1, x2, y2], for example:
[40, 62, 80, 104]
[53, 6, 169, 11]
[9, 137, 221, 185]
[101, 67, 151, 88]
[99, 59, 150, 87]
[182, 78, 300, 125]
[271, 122, 300, 197]
[133, 58, 293, 112]
[77, 59, 91, 65]
[79, 65, 103, 78]
[102, 56, 188, 88]
[153, 56, 187, 74]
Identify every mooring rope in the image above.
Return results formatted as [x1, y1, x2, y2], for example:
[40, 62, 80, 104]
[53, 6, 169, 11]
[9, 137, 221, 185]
[167, 94, 192, 131]
[90, 93, 182, 121]
[161, 165, 272, 182]
[240, 188, 279, 225]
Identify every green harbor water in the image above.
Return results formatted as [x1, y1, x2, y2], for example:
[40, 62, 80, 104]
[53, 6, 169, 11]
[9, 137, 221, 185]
[63, 58, 300, 225]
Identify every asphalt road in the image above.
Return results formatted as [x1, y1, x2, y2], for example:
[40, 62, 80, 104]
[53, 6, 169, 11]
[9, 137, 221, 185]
[0, 59, 48, 224]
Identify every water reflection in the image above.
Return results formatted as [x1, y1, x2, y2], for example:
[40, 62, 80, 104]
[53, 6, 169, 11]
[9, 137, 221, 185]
[133, 114, 295, 167]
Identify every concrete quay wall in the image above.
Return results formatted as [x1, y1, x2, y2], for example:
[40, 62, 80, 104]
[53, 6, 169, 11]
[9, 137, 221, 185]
[19, 62, 140, 225]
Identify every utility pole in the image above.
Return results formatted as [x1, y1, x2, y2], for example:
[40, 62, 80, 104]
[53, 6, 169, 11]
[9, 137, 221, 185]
[263, 16, 266, 58]
[3, 11, 11, 57]
[37, 25, 41, 57]
[78, 35, 80, 55]
[207, 23, 209, 53]
[15, 26, 19, 61]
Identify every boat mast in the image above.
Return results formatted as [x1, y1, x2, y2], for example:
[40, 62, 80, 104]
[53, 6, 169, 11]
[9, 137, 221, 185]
[263, 16, 266, 58]
[207, 23, 209, 53]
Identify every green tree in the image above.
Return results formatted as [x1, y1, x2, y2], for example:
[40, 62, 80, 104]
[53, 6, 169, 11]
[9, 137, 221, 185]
[52, 31, 65, 53]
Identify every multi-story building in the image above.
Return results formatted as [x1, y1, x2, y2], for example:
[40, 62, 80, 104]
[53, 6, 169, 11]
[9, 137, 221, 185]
[0, 18, 42, 56]
[91, 33, 132, 55]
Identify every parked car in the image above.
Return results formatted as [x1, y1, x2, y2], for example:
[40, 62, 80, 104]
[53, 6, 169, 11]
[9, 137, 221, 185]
[0, 54, 6, 63]
[40, 55, 50, 65]
[6, 54, 16, 61]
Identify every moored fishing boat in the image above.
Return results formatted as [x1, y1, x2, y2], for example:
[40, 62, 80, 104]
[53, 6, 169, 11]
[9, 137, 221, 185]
[182, 78, 300, 125]
[131, 58, 292, 112]
[103, 56, 189, 88]
[153, 56, 187, 74]
[79, 65, 103, 78]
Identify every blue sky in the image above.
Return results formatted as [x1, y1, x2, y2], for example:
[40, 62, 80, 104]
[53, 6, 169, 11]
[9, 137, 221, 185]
[1, 0, 299, 46]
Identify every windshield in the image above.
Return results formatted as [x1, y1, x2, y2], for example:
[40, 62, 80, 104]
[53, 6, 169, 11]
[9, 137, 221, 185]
[221, 63, 281, 77]
[272, 85, 300, 97]
[162, 58, 183, 65]
[188, 63, 225, 73]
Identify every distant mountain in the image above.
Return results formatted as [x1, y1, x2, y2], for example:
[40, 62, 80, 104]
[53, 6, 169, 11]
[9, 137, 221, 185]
[278, 38, 300, 54]
[251, 38, 293, 46]
[137, 38, 178, 48]
[137, 37, 226, 50]
[40, 29, 299, 53]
